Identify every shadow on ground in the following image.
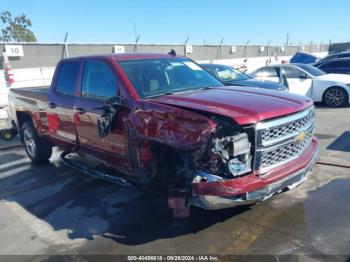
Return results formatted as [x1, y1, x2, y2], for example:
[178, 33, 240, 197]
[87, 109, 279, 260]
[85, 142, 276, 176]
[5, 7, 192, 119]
[314, 102, 350, 109]
[327, 131, 350, 153]
[0, 151, 249, 246]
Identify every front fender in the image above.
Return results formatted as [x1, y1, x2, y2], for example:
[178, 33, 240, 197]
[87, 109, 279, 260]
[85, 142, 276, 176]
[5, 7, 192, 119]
[128, 101, 217, 150]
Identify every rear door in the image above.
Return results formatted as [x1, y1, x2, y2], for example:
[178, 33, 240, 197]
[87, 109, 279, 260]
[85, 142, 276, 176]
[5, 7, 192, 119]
[47, 60, 81, 146]
[73, 59, 131, 172]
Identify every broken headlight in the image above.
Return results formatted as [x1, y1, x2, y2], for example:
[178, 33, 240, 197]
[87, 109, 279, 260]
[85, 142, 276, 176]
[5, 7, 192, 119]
[212, 133, 252, 177]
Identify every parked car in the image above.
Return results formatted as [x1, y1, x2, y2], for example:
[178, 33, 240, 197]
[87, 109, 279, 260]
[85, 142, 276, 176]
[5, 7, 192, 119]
[315, 51, 350, 65]
[290, 52, 319, 64]
[8, 54, 319, 211]
[314, 57, 350, 75]
[251, 63, 350, 107]
[200, 63, 286, 91]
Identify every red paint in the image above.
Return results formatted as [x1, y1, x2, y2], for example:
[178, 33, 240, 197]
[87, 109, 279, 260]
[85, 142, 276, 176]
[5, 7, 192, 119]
[150, 86, 313, 125]
[47, 114, 59, 131]
[73, 113, 80, 126]
[192, 138, 319, 196]
[129, 100, 217, 150]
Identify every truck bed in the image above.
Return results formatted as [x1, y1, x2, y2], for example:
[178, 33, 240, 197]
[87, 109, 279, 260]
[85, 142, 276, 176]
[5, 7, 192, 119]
[10, 86, 50, 103]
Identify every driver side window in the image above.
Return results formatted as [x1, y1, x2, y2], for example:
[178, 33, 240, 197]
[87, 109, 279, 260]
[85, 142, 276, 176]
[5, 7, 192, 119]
[81, 60, 117, 101]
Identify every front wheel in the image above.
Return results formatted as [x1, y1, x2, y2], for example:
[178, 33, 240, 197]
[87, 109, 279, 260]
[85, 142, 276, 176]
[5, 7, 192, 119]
[22, 121, 52, 164]
[323, 87, 348, 107]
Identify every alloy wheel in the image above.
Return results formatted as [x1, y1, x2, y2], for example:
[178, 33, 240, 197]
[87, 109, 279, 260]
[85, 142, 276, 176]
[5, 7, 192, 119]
[324, 88, 345, 107]
[23, 128, 36, 157]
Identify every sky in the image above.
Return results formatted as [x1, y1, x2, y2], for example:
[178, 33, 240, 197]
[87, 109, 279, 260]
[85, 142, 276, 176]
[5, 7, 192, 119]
[1, 0, 350, 45]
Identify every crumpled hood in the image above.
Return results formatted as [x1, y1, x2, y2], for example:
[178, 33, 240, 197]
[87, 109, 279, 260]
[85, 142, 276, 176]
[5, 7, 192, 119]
[314, 73, 350, 83]
[149, 86, 313, 125]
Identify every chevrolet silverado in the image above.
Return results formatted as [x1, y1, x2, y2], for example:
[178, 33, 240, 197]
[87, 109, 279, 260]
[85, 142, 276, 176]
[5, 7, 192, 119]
[8, 53, 319, 210]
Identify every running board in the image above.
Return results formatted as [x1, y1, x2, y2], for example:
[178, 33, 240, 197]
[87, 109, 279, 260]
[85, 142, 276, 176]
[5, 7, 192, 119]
[60, 151, 132, 187]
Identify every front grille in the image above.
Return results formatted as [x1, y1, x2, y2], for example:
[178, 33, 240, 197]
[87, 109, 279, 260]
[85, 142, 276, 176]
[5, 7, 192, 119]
[255, 107, 315, 173]
[259, 132, 313, 170]
[261, 111, 314, 146]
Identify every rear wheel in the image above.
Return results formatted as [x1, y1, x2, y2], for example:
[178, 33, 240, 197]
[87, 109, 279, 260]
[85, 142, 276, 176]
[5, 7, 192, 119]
[22, 122, 52, 164]
[323, 87, 348, 107]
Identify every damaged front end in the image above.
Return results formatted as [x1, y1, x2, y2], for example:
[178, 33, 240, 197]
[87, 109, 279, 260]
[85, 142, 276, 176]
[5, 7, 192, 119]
[190, 106, 319, 210]
[190, 116, 257, 209]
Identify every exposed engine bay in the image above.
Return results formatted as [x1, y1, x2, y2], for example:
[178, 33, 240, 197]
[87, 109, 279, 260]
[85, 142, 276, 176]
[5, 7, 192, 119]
[192, 116, 254, 183]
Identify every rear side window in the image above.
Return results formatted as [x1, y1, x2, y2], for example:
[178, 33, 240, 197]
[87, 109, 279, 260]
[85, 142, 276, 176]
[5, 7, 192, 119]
[55, 61, 80, 96]
[253, 67, 278, 78]
[282, 67, 304, 78]
[81, 61, 117, 101]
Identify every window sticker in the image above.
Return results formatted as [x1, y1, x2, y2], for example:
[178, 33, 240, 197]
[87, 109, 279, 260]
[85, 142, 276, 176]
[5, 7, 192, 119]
[183, 61, 203, 71]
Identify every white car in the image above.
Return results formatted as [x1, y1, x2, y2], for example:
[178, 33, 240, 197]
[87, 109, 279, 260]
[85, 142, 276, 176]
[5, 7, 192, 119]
[250, 63, 350, 107]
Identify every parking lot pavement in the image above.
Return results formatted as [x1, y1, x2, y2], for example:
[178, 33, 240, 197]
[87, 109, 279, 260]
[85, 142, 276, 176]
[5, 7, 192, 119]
[0, 136, 21, 150]
[0, 106, 349, 258]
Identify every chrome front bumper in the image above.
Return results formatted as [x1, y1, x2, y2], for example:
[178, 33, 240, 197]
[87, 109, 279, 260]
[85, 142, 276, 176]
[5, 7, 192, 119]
[191, 143, 319, 210]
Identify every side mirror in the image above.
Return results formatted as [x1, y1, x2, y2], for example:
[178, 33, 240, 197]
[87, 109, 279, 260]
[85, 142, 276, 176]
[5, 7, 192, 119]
[300, 73, 308, 79]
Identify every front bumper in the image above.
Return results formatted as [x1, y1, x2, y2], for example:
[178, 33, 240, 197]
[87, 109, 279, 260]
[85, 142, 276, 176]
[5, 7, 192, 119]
[191, 137, 319, 210]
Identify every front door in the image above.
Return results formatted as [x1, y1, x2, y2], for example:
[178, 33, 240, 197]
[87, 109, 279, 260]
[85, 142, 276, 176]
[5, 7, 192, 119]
[281, 66, 313, 97]
[73, 59, 130, 172]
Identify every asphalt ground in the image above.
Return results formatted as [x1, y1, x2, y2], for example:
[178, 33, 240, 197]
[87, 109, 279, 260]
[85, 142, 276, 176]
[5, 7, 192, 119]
[0, 105, 349, 261]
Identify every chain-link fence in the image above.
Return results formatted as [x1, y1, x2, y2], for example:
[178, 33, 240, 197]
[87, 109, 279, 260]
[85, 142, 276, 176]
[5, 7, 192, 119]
[0, 42, 330, 70]
[0, 41, 331, 92]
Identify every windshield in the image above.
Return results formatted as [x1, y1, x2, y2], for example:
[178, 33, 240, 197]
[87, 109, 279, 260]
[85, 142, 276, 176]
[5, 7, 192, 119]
[119, 58, 223, 98]
[297, 64, 326, 76]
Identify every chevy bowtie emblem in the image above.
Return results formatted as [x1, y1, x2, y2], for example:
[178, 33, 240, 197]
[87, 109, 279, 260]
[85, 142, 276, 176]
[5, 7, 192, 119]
[296, 131, 306, 142]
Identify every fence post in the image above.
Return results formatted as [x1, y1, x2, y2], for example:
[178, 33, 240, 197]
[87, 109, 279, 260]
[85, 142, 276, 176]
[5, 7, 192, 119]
[64, 33, 69, 58]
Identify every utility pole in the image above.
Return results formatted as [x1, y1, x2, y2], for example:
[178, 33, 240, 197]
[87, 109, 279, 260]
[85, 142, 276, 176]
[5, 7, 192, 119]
[286, 33, 289, 46]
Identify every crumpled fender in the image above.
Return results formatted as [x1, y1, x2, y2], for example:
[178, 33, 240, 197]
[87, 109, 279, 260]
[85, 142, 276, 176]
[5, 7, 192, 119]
[128, 101, 217, 150]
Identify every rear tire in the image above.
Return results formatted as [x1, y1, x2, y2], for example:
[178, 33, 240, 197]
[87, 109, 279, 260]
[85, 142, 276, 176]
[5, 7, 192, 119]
[323, 87, 348, 107]
[21, 121, 52, 164]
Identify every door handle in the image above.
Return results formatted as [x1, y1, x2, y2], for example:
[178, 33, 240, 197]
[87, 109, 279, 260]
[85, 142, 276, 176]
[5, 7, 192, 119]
[74, 107, 86, 115]
[48, 102, 57, 109]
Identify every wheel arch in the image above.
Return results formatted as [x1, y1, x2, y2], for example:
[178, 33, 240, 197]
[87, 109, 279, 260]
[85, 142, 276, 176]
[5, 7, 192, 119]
[16, 111, 34, 142]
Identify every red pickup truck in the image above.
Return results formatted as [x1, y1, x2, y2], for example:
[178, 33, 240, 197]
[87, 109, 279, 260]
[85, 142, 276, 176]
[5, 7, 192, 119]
[8, 53, 319, 210]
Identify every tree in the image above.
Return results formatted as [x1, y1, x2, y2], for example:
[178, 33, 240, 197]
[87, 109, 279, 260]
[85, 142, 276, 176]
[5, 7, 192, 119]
[0, 11, 36, 42]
